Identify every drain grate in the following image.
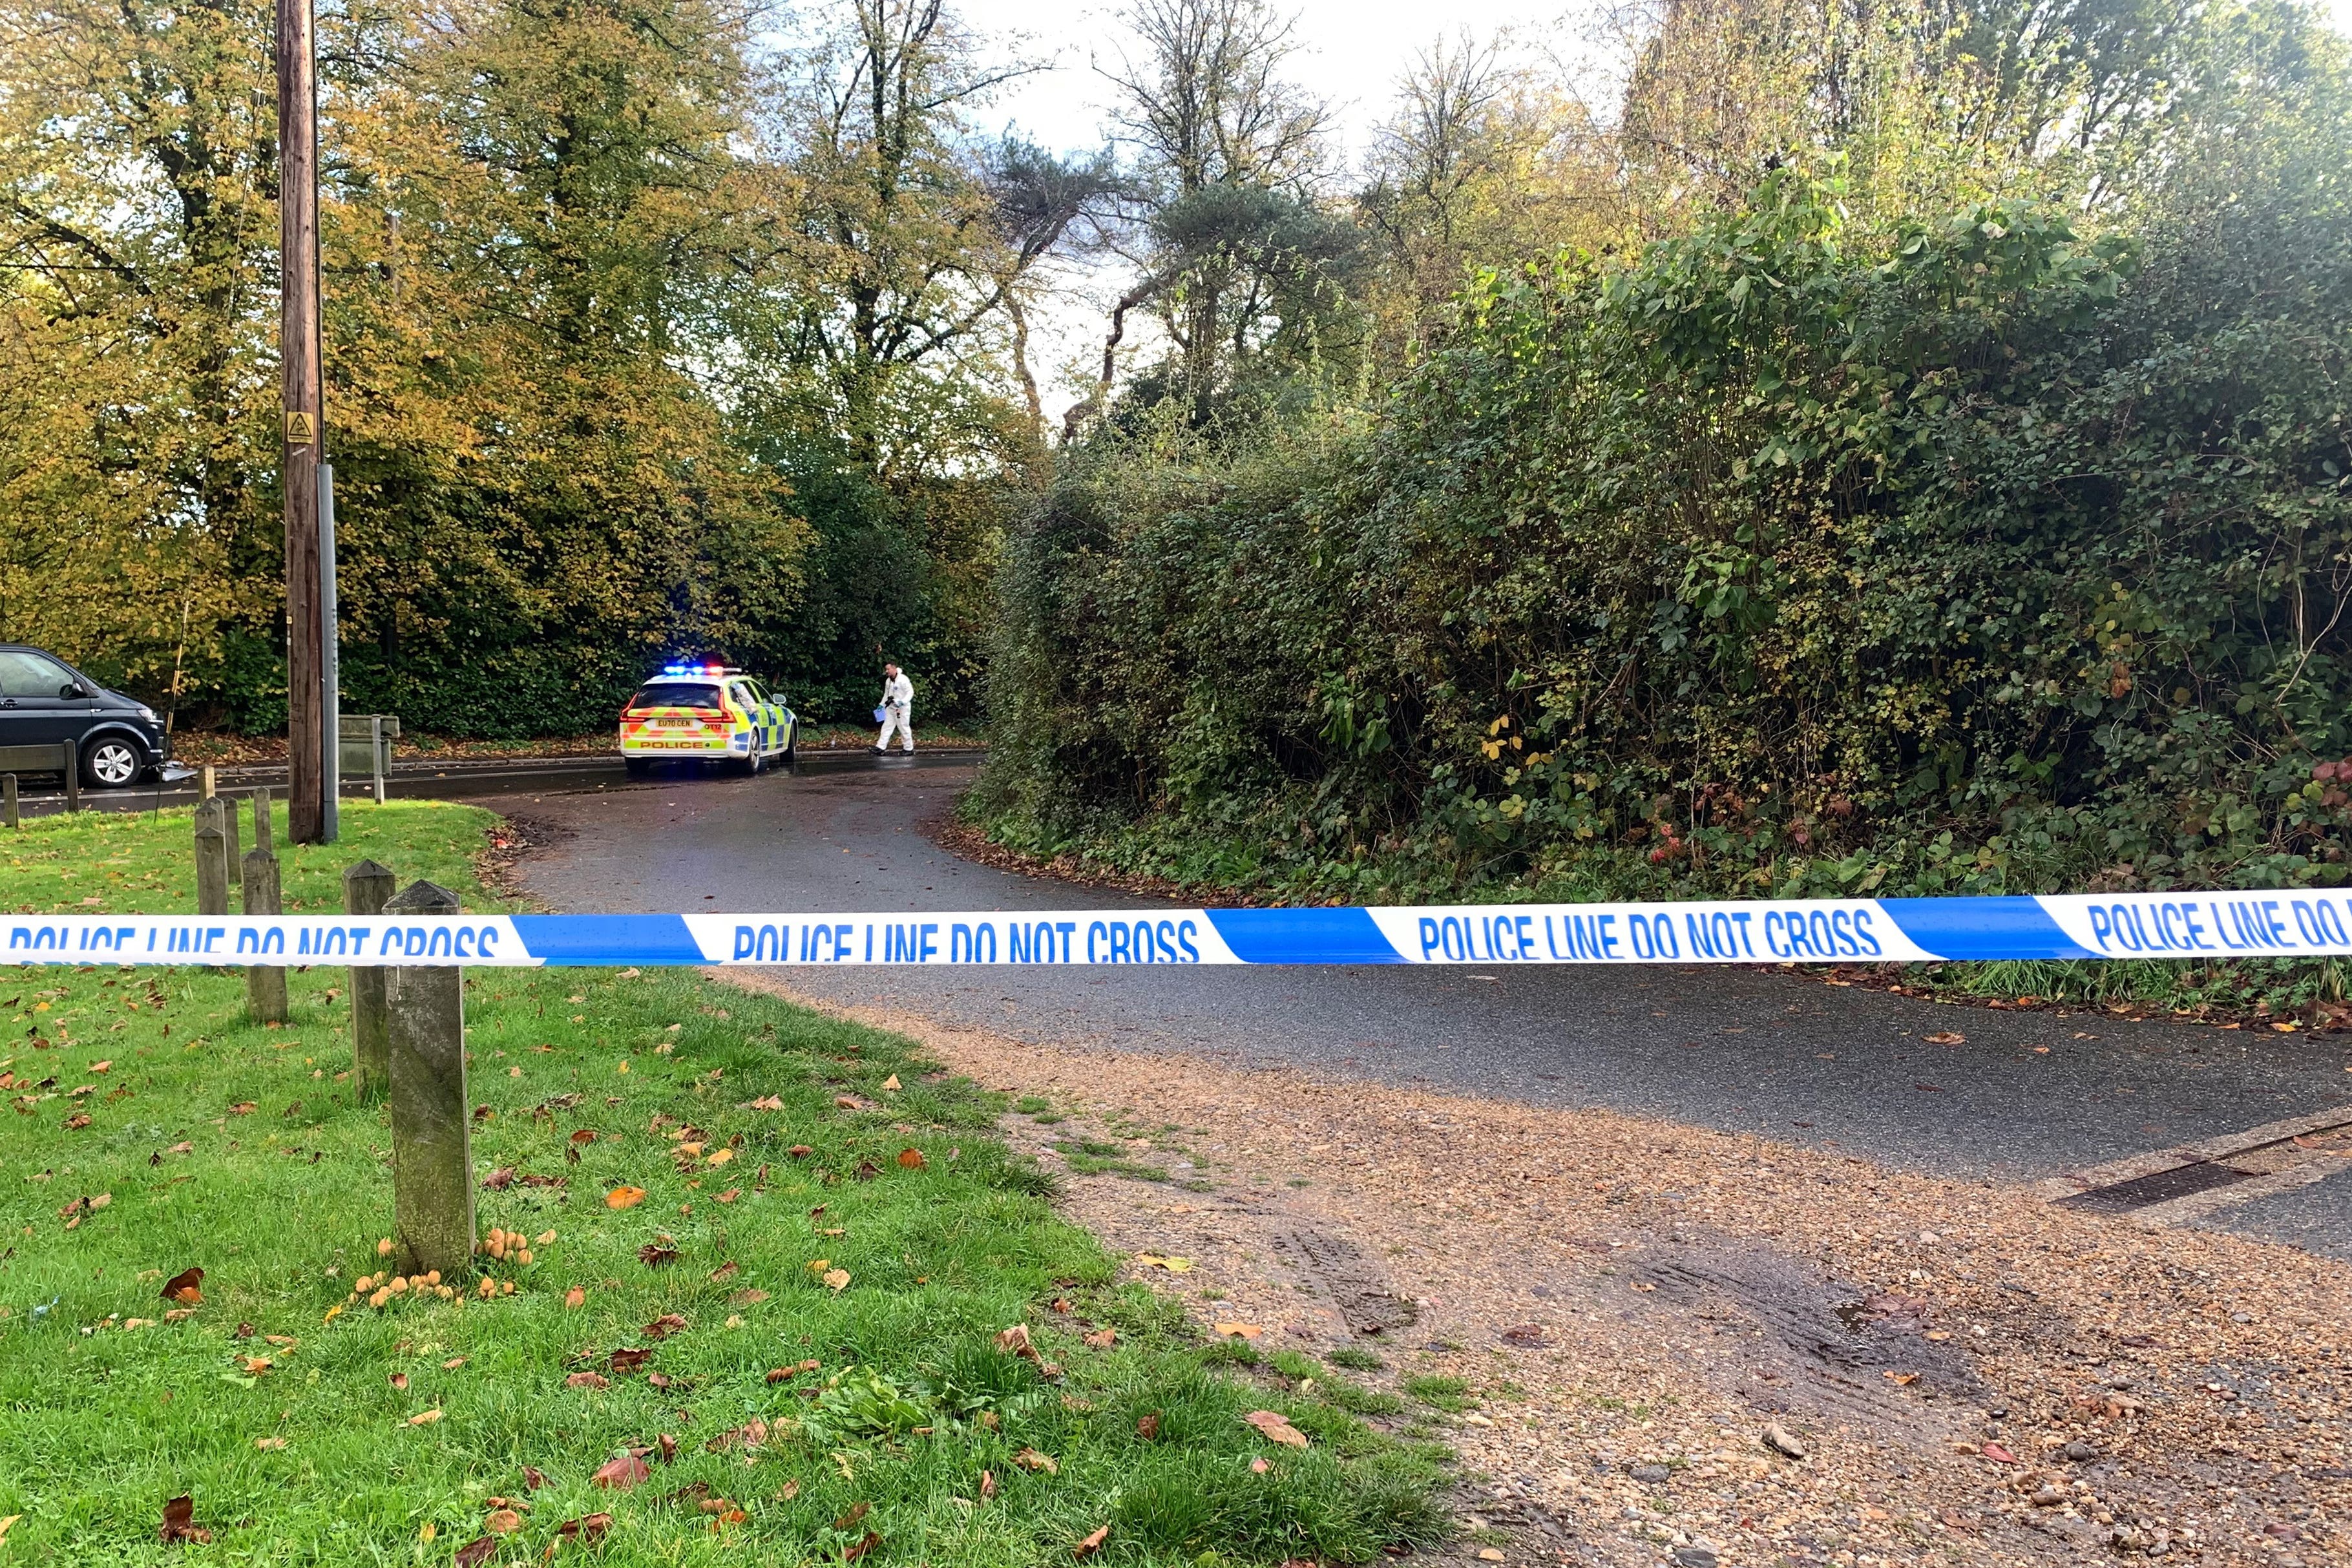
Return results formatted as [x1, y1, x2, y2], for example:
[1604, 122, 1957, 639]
[2052, 1159, 2254, 1215]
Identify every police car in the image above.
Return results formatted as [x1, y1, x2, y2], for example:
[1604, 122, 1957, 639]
[618, 664, 797, 777]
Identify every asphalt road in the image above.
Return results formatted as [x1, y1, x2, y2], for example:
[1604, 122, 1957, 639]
[476, 757, 2352, 1257]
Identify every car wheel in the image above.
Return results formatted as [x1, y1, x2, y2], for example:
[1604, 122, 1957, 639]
[624, 758, 652, 779]
[782, 736, 797, 772]
[83, 737, 142, 789]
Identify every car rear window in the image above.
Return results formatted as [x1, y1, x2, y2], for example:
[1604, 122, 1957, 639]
[627, 682, 723, 711]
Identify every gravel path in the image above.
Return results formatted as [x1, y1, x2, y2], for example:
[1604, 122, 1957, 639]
[732, 977, 2351, 1568]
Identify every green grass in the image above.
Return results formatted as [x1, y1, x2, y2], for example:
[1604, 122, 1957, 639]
[0, 804, 1445, 1565]
[1398, 1375, 1475, 1414]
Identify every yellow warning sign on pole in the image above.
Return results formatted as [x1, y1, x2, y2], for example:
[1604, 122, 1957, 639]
[284, 410, 317, 444]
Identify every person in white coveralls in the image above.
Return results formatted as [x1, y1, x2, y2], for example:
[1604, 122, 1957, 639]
[874, 663, 914, 753]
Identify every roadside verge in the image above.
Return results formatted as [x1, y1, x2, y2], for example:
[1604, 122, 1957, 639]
[735, 977, 2352, 1568]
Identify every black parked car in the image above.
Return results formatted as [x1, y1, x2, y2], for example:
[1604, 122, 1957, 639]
[0, 645, 172, 788]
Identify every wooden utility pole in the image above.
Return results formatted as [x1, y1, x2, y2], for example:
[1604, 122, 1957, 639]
[277, 0, 325, 844]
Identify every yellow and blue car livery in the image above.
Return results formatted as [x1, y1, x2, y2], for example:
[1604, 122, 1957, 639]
[619, 664, 797, 777]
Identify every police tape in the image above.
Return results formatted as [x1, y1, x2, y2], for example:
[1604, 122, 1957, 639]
[8, 891, 2352, 967]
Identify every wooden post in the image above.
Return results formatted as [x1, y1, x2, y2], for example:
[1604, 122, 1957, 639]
[200, 764, 215, 800]
[278, 0, 325, 845]
[249, 787, 274, 864]
[193, 799, 231, 917]
[242, 826, 288, 1025]
[344, 860, 395, 1102]
[386, 879, 472, 1277]
[1, 774, 16, 830]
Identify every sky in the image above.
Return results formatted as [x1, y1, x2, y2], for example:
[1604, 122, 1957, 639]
[972, 0, 1575, 166]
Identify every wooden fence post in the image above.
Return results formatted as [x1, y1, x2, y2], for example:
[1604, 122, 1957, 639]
[344, 860, 395, 1102]
[385, 879, 472, 1277]
[242, 791, 287, 1023]
[193, 798, 230, 917]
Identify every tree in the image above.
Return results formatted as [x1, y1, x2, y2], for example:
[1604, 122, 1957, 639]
[1357, 32, 1623, 372]
[1080, 0, 1357, 429]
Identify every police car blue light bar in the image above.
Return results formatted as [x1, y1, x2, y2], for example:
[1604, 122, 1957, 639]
[8, 892, 2352, 967]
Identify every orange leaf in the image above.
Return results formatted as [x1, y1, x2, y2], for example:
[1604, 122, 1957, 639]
[1242, 1410, 1309, 1448]
[605, 1186, 647, 1210]
[1074, 1525, 1109, 1559]
[897, 1147, 927, 1170]
[592, 1453, 651, 1490]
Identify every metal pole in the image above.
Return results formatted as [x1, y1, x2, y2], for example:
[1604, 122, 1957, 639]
[277, 0, 325, 844]
[320, 462, 340, 841]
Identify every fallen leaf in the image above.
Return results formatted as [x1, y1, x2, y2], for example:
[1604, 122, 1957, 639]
[229, 1102, 255, 1115]
[481, 1167, 515, 1191]
[160, 1266, 204, 1305]
[1134, 1253, 1192, 1273]
[822, 1268, 850, 1291]
[1212, 1322, 1262, 1340]
[1242, 1410, 1309, 1448]
[1249, 1457, 1270, 1474]
[1884, 1372, 1920, 1386]
[593, 1452, 651, 1490]
[605, 1186, 647, 1210]
[706, 1417, 770, 1453]
[1136, 1412, 1161, 1440]
[609, 1347, 651, 1376]
[746, 1094, 784, 1111]
[1499, 1323, 1551, 1348]
[1982, 1443, 2017, 1463]
[707, 1148, 734, 1167]
[710, 1261, 740, 1282]
[522, 1466, 549, 1490]
[1083, 1327, 1116, 1348]
[638, 1244, 678, 1268]
[160, 1494, 211, 1544]
[556, 1512, 613, 1541]
[731, 1288, 770, 1306]
[445, 1356, 468, 1369]
[788, 1144, 814, 1158]
[715, 1187, 741, 1203]
[566, 1371, 610, 1390]
[1011, 1448, 1058, 1474]
[642, 1313, 689, 1340]
[484, 1508, 524, 1534]
[564, 1286, 587, 1310]
[253, 1436, 286, 1450]
[995, 1324, 1038, 1359]
[1925, 1031, 1966, 1045]
[1074, 1525, 1109, 1559]
[453, 1538, 496, 1568]
[881, 1074, 901, 1091]
[834, 1096, 861, 1110]
[843, 1531, 882, 1563]
[979, 1470, 996, 1499]
[390, 1372, 409, 1390]
[896, 1147, 927, 1170]
[408, 1409, 443, 1426]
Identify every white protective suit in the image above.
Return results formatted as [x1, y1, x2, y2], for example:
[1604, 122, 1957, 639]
[876, 671, 915, 751]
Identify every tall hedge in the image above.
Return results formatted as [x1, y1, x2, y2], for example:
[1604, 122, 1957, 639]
[978, 163, 2352, 904]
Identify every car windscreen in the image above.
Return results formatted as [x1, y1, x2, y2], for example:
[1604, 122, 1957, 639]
[627, 682, 723, 712]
